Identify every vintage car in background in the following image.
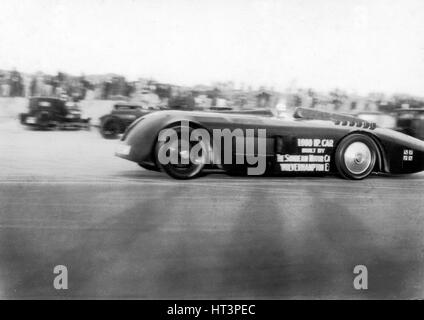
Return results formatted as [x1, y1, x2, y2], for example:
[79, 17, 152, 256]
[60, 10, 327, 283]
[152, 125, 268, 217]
[168, 96, 197, 110]
[20, 97, 90, 130]
[115, 107, 424, 180]
[99, 103, 157, 139]
[99, 97, 201, 139]
[98, 99, 241, 139]
[392, 108, 424, 140]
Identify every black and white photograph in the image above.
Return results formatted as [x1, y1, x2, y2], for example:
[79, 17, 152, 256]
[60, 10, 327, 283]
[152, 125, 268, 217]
[0, 0, 423, 303]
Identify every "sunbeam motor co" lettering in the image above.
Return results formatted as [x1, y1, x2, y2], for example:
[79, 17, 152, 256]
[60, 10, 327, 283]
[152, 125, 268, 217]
[277, 154, 331, 163]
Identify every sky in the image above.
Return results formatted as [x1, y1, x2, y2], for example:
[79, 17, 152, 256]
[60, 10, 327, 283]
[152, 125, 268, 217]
[0, 0, 423, 95]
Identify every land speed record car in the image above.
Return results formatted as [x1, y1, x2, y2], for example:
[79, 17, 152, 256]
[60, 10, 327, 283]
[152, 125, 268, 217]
[115, 107, 424, 180]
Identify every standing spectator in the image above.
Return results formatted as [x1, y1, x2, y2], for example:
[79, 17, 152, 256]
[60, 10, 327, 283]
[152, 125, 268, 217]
[307, 89, 318, 108]
[30, 77, 38, 96]
[1, 73, 10, 97]
[125, 82, 135, 98]
[9, 70, 24, 97]
[0, 72, 4, 96]
[103, 80, 112, 99]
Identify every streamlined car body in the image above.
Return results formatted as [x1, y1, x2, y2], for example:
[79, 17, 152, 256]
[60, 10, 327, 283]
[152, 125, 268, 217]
[115, 108, 424, 179]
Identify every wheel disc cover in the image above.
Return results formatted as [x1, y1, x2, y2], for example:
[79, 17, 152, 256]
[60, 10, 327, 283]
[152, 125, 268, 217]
[343, 142, 372, 174]
[167, 139, 206, 172]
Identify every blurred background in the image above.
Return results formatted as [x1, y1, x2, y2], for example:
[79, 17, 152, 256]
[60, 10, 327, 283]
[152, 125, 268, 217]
[0, 0, 423, 134]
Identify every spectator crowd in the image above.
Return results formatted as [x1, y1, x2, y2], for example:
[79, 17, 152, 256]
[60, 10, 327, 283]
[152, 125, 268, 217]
[0, 69, 423, 114]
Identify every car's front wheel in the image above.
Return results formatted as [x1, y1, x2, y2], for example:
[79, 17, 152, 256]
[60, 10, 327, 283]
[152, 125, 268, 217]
[36, 111, 51, 129]
[155, 126, 209, 179]
[138, 162, 160, 172]
[335, 134, 378, 180]
[100, 118, 121, 139]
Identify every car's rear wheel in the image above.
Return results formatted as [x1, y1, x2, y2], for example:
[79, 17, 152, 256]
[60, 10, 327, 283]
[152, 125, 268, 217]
[100, 118, 121, 139]
[155, 126, 209, 179]
[335, 134, 377, 180]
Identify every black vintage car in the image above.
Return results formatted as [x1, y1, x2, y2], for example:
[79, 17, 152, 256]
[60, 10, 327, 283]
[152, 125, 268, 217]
[99, 97, 205, 139]
[20, 97, 90, 129]
[99, 103, 157, 139]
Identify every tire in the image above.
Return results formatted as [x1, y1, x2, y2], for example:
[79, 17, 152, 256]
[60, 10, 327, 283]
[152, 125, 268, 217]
[100, 118, 121, 139]
[335, 134, 378, 180]
[155, 126, 209, 179]
[138, 162, 160, 172]
[19, 113, 27, 124]
[36, 111, 50, 129]
[83, 119, 91, 131]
